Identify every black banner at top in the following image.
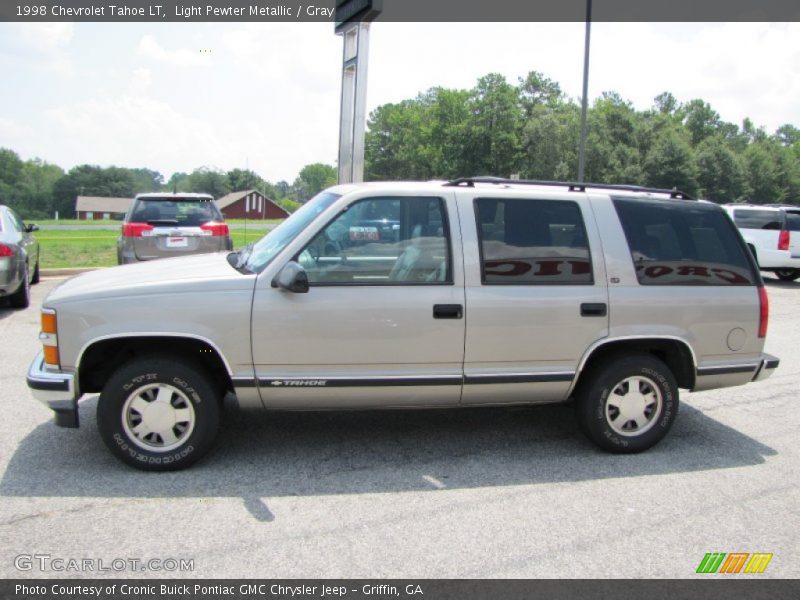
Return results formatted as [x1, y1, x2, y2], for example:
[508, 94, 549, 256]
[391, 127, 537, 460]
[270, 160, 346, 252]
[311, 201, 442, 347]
[2, 0, 800, 23]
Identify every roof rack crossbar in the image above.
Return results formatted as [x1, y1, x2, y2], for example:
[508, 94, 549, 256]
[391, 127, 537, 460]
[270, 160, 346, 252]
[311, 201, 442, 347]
[443, 177, 693, 200]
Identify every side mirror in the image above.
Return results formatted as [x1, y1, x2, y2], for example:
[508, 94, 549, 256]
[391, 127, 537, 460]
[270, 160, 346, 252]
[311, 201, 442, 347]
[26, 224, 39, 233]
[271, 261, 309, 293]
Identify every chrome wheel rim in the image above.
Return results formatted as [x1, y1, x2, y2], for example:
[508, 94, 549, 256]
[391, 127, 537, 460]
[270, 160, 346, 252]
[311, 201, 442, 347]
[605, 375, 662, 437]
[122, 383, 195, 452]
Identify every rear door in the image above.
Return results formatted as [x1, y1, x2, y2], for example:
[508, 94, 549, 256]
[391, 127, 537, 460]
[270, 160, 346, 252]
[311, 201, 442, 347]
[459, 192, 609, 405]
[130, 197, 227, 260]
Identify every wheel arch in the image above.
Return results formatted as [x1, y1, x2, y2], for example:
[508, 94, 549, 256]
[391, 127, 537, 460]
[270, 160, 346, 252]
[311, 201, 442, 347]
[570, 336, 697, 395]
[76, 334, 233, 396]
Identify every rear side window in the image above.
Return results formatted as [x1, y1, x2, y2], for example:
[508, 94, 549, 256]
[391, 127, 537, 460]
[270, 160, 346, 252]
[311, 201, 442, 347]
[785, 212, 800, 232]
[474, 198, 593, 284]
[732, 209, 784, 230]
[130, 199, 222, 226]
[614, 198, 756, 286]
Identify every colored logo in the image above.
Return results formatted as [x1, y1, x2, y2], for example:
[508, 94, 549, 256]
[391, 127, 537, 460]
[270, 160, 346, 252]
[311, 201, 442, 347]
[696, 552, 773, 574]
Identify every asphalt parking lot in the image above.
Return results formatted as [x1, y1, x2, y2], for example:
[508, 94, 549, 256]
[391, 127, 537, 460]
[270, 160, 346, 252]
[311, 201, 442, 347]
[1, 276, 798, 579]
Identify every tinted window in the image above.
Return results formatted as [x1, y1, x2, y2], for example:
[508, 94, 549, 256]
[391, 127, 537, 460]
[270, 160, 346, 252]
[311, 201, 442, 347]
[785, 212, 800, 232]
[131, 199, 222, 226]
[614, 198, 755, 286]
[6, 209, 25, 232]
[300, 197, 451, 285]
[475, 198, 592, 285]
[732, 209, 784, 230]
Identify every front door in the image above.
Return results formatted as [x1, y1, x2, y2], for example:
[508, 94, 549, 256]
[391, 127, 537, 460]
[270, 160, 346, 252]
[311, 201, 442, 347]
[250, 194, 466, 408]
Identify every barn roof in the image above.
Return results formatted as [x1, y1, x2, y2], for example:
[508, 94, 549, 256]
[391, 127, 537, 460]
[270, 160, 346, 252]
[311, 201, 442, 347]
[216, 190, 289, 217]
[75, 196, 133, 213]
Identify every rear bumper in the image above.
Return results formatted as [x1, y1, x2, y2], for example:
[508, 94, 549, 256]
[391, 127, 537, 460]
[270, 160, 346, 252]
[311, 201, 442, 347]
[26, 351, 79, 428]
[752, 353, 780, 382]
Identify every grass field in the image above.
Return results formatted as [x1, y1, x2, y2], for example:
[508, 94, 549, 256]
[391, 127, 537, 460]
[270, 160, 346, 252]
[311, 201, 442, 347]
[36, 229, 271, 268]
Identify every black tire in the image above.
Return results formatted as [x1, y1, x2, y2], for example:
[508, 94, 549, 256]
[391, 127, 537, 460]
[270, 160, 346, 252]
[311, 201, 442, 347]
[775, 268, 800, 281]
[576, 354, 679, 453]
[9, 265, 30, 309]
[31, 259, 40, 284]
[97, 357, 221, 471]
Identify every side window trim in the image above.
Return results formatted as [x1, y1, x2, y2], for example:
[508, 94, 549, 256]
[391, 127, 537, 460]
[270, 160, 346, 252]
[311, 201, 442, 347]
[297, 196, 455, 287]
[473, 197, 595, 286]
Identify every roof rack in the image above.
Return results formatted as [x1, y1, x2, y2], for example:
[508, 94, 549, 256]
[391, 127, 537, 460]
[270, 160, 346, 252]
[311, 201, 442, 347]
[443, 177, 694, 200]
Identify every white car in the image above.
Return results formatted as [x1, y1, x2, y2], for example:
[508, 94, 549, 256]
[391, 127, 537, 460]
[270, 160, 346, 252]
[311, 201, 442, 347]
[722, 204, 800, 281]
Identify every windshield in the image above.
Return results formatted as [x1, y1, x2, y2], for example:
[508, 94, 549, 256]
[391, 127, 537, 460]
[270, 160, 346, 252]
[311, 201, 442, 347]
[244, 191, 340, 272]
[130, 198, 221, 226]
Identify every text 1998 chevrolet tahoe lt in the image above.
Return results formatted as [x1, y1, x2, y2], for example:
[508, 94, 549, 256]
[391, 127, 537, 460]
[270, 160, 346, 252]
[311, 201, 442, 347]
[27, 178, 780, 470]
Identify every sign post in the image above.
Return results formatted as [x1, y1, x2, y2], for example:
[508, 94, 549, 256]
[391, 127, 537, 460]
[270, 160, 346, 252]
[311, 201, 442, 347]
[335, 0, 382, 184]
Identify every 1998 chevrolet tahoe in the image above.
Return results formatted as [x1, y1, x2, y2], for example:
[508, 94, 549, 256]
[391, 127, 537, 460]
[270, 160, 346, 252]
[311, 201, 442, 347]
[27, 178, 780, 470]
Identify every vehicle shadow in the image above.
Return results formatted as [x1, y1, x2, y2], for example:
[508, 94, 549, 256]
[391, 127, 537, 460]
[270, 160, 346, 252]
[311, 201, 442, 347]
[1, 396, 776, 522]
[762, 275, 800, 289]
[0, 299, 17, 320]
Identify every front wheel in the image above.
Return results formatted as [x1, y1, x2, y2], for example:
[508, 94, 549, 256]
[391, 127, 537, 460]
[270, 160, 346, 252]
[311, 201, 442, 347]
[97, 357, 221, 471]
[576, 354, 679, 453]
[775, 268, 800, 281]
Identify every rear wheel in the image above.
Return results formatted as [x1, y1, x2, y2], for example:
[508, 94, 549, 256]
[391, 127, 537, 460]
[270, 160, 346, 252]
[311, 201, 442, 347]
[576, 354, 679, 453]
[9, 265, 30, 308]
[97, 357, 221, 471]
[775, 268, 800, 281]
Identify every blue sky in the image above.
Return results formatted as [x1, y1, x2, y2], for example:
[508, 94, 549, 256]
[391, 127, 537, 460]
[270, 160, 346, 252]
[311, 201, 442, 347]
[1, 22, 798, 183]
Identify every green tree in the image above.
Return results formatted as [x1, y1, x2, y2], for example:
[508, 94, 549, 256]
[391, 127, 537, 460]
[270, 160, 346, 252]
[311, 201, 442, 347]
[52, 165, 138, 217]
[458, 73, 522, 177]
[681, 99, 721, 146]
[227, 168, 266, 192]
[695, 137, 745, 202]
[292, 163, 336, 201]
[643, 127, 698, 194]
[185, 167, 232, 198]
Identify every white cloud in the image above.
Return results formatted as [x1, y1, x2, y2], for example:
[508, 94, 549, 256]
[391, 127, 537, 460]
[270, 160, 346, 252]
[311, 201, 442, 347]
[0, 117, 31, 140]
[137, 34, 211, 67]
[3, 23, 74, 74]
[45, 92, 239, 175]
[128, 67, 153, 92]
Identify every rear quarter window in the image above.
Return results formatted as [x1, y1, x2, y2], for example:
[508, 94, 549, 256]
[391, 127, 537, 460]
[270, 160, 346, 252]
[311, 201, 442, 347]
[732, 209, 784, 230]
[613, 198, 756, 286]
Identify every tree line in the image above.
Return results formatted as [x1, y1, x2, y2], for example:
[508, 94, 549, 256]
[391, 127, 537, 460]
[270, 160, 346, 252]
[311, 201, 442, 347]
[364, 71, 800, 203]
[0, 151, 337, 219]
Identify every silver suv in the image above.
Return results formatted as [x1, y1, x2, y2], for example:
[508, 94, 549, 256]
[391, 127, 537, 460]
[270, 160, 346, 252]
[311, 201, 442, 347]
[27, 179, 779, 470]
[117, 193, 232, 264]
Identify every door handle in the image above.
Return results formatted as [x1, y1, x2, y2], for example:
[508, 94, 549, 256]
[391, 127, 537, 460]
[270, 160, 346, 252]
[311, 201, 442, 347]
[433, 304, 463, 319]
[580, 303, 607, 317]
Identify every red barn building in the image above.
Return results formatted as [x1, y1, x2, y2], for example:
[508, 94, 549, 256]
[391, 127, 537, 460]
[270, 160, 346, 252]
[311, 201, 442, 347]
[215, 190, 289, 220]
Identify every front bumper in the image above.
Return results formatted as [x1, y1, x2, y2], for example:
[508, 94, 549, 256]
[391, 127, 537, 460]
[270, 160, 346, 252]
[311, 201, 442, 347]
[26, 351, 79, 427]
[752, 353, 780, 382]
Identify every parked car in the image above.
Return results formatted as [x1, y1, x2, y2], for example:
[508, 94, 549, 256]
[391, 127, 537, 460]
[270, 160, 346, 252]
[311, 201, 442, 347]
[722, 203, 800, 281]
[28, 178, 779, 470]
[117, 193, 232, 264]
[0, 204, 40, 309]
